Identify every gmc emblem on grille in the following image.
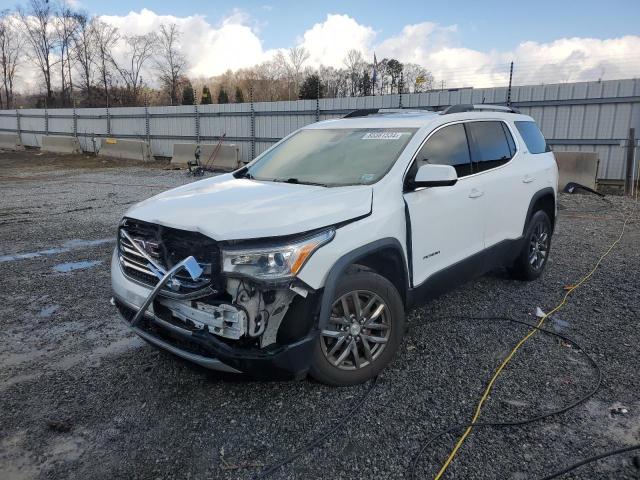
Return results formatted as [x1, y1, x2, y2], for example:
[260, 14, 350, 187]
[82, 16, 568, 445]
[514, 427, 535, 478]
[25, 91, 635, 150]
[134, 239, 161, 258]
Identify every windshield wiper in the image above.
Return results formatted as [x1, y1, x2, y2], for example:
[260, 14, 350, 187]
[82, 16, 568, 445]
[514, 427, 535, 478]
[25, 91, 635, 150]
[273, 177, 328, 187]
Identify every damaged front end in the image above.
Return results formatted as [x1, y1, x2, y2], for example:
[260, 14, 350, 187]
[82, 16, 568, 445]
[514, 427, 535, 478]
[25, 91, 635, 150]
[112, 218, 331, 379]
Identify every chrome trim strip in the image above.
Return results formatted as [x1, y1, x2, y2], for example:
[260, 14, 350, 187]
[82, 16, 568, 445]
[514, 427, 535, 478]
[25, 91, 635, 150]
[120, 257, 155, 276]
[120, 229, 167, 276]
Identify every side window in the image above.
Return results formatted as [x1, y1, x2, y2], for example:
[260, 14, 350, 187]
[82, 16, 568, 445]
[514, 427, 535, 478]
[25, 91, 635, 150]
[466, 121, 514, 173]
[515, 121, 550, 154]
[415, 123, 473, 177]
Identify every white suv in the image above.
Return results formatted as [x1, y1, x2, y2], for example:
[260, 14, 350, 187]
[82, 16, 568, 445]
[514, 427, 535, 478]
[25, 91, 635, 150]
[111, 105, 558, 386]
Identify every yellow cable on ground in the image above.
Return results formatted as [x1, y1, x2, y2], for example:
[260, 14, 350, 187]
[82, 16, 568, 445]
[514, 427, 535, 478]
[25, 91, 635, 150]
[434, 189, 639, 480]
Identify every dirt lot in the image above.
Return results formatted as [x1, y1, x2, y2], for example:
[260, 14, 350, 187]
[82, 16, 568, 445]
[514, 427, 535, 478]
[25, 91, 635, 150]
[1, 149, 639, 480]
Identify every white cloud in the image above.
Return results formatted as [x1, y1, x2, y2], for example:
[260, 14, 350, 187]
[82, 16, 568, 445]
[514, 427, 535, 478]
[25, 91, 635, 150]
[100, 8, 270, 80]
[13, 8, 640, 94]
[375, 22, 458, 63]
[298, 14, 376, 66]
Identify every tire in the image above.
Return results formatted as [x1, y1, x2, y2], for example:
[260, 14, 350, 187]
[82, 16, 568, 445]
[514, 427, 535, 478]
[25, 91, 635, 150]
[509, 210, 552, 281]
[309, 270, 405, 386]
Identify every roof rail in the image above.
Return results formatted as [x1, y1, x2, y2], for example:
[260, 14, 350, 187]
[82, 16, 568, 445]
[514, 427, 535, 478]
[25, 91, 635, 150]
[343, 107, 435, 118]
[343, 108, 379, 118]
[440, 104, 520, 115]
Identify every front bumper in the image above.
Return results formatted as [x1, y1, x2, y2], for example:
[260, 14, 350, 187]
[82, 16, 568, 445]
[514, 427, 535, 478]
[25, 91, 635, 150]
[111, 250, 318, 380]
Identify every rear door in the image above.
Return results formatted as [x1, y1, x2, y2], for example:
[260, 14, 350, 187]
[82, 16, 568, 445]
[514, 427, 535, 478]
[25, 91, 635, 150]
[465, 120, 528, 247]
[403, 123, 486, 288]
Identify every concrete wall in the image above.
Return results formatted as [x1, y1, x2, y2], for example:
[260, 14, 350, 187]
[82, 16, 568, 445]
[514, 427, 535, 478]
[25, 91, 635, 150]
[0, 133, 23, 150]
[555, 152, 600, 190]
[41, 135, 81, 154]
[98, 138, 152, 162]
[1, 78, 638, 179]
[171, 143, 240, 171]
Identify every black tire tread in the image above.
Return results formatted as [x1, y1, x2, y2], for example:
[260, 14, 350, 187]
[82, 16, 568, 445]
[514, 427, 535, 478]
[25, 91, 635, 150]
[510, 210, 552, 281]
[309, 271, 405, 386]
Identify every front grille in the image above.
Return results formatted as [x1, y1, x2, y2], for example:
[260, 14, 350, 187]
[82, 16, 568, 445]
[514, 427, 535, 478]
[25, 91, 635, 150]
[118, 217, 222, 295]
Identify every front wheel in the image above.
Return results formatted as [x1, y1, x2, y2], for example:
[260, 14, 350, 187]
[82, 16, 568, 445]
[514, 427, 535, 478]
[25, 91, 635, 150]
[309, 270, 405, 386]
[509, 210, 552, 281]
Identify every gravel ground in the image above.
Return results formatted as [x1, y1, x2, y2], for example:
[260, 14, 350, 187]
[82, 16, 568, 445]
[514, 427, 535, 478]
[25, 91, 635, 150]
[1, 150, 639, 480]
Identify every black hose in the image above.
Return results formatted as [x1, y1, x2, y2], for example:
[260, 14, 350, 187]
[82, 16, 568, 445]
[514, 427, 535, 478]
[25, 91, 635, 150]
[539, 444, 640, 479]
[408, 315, 602, 480]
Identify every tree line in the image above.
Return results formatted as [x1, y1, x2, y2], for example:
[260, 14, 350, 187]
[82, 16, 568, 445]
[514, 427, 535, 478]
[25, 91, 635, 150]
[0, 0, 435, 110]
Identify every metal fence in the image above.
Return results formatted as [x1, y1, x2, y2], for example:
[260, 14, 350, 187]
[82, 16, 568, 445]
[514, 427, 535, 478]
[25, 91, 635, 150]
[1, 78, 639, 180]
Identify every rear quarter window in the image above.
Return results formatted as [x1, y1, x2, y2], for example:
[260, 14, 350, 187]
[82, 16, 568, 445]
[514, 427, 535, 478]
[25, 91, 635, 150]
[515, 121, 550, 154]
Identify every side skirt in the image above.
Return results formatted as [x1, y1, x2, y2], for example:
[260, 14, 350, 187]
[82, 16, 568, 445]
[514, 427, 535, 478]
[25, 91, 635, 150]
[407, 236, 524, 308]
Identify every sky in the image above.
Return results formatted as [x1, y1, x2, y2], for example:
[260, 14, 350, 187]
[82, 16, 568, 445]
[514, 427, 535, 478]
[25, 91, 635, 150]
[59, 0, 640, 52]
[4, 0, 640, 90]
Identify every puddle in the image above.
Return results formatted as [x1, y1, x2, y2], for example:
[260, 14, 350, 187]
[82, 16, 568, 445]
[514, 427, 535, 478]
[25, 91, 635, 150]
[53, 260, 102, 273]
[38, 305, 60, 317]
[0, 238, 113, 263]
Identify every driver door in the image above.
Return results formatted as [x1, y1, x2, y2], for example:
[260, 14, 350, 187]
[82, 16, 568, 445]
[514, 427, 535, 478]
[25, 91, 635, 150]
[403, 123, 486, 289]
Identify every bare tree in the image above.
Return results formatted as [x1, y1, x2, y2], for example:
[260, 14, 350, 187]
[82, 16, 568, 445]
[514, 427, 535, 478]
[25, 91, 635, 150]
[92, 19, 118, 107]
[287, 46, 309, 98]
[71, 13, 96, 105]
[0, 11, 23, 109]
[402, 63, 434, 93]
[113, 32, 156, 105]
[18, 0, 56, 106]
[55, 3, 80, 106]
[343, 49, 364, 96]
[154, 23, 186, 105]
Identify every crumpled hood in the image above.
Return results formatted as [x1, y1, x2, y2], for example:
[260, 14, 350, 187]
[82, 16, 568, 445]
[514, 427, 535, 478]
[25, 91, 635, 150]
[125, 174, 372, 240]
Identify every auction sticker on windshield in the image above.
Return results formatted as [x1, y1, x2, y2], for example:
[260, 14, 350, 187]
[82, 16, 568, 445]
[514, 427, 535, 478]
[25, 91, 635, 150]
[362, 132, 404, 140]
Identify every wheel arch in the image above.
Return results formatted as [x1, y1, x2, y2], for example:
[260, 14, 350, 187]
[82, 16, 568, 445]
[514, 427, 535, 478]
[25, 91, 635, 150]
[318, 238, 409, 330]
[524, 187, 556, 234]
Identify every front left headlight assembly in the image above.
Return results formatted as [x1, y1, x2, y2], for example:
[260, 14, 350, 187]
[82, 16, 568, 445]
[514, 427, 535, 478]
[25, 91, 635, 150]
[221, 228, 335, 281]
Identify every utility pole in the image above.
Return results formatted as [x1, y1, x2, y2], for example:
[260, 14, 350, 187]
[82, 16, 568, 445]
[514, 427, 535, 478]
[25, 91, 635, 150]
[507, 61, 514, 107]
[250, 86, 255, 161]
[316, 78, 320, 123]
[625, 128, 636, 195]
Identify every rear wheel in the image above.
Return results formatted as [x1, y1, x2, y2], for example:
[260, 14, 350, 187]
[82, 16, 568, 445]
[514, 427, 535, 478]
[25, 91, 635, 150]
[309, 270, 405, 386]
[510, 210, 552, 281]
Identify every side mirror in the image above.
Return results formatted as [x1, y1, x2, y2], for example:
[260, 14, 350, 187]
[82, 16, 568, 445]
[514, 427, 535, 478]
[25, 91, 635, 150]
[411, 164, 458, 188]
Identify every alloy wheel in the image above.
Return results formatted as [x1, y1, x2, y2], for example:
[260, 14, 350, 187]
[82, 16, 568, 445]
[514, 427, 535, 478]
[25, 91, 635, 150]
[529, 222, 550, 270]
[320, 290, 391, 370]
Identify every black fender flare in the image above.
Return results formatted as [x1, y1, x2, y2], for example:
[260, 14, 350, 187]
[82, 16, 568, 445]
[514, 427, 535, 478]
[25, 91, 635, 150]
[523, 187, 556, 235]
[317, 237, 409, 331]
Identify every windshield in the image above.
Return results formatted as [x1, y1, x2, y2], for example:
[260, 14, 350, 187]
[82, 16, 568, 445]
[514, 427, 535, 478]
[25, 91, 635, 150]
[246, 128, 417, 186]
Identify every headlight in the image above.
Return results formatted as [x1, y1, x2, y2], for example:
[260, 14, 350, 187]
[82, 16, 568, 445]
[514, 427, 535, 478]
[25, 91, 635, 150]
[221, 229, 335, 281]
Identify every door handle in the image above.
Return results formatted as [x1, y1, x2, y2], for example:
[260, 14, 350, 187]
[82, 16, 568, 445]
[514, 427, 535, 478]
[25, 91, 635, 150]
[522, 175, 535, 183]
[468, 188, 484, 198]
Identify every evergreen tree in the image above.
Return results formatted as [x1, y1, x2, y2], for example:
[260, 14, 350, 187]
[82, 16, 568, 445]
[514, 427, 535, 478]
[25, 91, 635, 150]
[201, 85, 212, 104]
[235, 86, 245, 103]
[361, 71, 372, 96]
[181, 82, 195, 105]
[299, 74, 324, 100]
[217, 88, 229, 104]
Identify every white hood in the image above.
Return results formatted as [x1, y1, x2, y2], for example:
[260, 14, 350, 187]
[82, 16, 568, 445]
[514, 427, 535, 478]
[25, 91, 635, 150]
[125, 174, 373, 240]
